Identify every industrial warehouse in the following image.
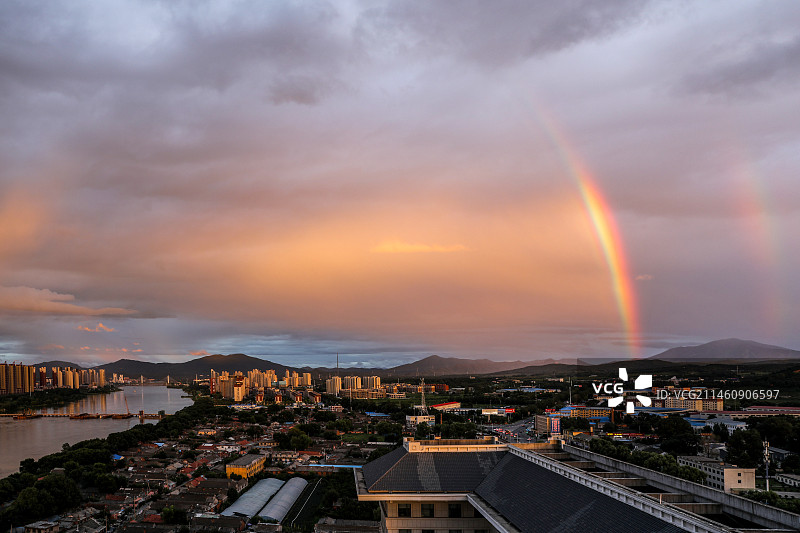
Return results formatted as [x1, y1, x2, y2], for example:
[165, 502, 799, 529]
[220, 477, 308, 523]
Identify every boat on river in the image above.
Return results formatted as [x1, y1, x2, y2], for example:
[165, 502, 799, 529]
[14, 411, 42, 420]
[69, 413, 100, 419]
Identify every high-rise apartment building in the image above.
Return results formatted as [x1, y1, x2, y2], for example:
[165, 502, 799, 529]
[326, 376, 342, 396]
[343, 376, 361, 390]
[363, 375, 381, 389]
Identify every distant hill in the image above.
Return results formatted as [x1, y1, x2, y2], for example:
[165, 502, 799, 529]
[34, 338, 800, 381]
[38, 353, 533, 380]
[95, 353, 298, 380]
[382, 355, 528, 377]
[649, 338, 800, 362]
[31, 361, 86, 370]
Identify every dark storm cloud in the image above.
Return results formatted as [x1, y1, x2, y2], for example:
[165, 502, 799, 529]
[1, 1, 799, 365]
[359, 0, 655, 67]
[0, 1, 353, 93]
[682, 35, 800, 97]
[671, 2, 800, 98]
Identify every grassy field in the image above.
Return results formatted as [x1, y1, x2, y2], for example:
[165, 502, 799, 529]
[341, 433, 372, 443]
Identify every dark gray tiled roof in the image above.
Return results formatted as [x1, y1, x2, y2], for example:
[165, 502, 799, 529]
[362, 447, 506, 492]
[475, 454, 684, 533]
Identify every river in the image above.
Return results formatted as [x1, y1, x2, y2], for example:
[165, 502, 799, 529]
[0, 386, 194, 479]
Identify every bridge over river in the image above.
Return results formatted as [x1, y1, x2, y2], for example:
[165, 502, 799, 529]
[0, 410, 164, 421]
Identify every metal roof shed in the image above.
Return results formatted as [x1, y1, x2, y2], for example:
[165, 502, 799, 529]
[221, 477, 285, 518]
[258, 477, 308, 522]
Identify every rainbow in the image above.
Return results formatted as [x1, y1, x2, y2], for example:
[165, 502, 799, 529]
[730, 143, 786, 340]
[522, 101, 641, 357]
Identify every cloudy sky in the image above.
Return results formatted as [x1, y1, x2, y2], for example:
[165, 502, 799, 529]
[1, 1, 799, 368]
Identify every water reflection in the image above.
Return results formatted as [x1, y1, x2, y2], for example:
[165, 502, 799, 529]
[0, 386, 193, 478]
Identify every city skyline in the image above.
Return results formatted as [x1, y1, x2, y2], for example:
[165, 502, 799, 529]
[1, 2, 800, 367]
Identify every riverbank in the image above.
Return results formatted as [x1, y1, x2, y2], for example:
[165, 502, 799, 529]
[0, 386, 194, 479]
[0, 386, 118, 414]
[0, 396, 214, 529]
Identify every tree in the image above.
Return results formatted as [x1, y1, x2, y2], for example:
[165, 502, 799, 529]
[314, 411, 337, 423]
[246, 425, 264, 438]
[727, 429, 763, 468]
[781, 454, 800, 474]
[712, 423, 729, 442]
[334, 419, 354, 432]
[289, 430, 313, 451]
[415, 423, 431, 440]
[162, 505, 188, 524]
[657, 416, 699, 456]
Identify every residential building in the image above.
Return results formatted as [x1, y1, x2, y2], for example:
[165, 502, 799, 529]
[326, 376, 342, 396]
[363, 375, 381, 389]
[342, 375, 362, 390]
[405, 414, 435, 427]
[534, 414, 561, 435]
[677, 456, 756, 492]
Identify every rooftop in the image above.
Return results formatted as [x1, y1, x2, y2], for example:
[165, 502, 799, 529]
[228, 454, 264, 466]
[475, 454, 683, 533]
[361, 446, 506, 492]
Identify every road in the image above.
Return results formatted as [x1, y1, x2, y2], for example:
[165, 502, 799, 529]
[483, 416, 536, 443]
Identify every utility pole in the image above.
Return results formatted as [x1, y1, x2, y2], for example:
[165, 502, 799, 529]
[764, 440, 770, 492]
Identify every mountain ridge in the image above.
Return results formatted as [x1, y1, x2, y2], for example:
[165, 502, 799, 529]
[29, 338, 800, 379]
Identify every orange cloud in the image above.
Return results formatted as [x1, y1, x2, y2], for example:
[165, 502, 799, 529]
[0, 286, 136, 316]
[77, 322, 115, 333]
[190, 350, 209, 356]
[371, 241, 469, 254]
[39, 344, 65, 350]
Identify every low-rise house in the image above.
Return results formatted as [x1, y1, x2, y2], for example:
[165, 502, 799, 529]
[24, 521, 59, 533]
[267, 450, 299, 463]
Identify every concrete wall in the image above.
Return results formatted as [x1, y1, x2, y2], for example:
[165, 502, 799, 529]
[384, 500, 492, 533]
[563, 444, 800, 531]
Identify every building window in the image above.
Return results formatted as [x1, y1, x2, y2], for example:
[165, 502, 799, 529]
[422, 530, 435, 533]
[398, 504, 412, 518]
[421, 503, 435, 518]
[449, 530, 463, 533]
[399, 529, 412, 533]
[448, 503, 462, 518]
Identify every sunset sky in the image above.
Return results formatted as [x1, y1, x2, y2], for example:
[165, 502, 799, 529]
[1, 1, 799, 367]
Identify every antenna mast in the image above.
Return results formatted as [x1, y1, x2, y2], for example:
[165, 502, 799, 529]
[420, 378, 428, 415]
[568, 377, 572, 406]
